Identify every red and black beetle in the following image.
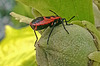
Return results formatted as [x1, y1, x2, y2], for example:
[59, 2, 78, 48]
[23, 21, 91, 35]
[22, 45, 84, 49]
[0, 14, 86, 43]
[30, 10, 75, 44]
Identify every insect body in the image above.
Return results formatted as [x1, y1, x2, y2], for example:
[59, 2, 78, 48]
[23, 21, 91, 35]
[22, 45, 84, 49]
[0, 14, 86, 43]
[30, 10, 75, 44]
[30, 16, 61, 30]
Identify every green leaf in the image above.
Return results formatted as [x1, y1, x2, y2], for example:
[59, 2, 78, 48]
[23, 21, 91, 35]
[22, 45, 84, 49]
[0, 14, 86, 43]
[16, 0, 94, 24]
[11, 2, 34, 28]
[0, 25, 41, 66]
[88, 51, 100, 63]
[13, 2, 33, 18]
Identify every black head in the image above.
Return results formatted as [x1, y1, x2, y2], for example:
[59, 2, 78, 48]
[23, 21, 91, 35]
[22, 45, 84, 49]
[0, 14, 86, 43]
[49, 10, 59, 16]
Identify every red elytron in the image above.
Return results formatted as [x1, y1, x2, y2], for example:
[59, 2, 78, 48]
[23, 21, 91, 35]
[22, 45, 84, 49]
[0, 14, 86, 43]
[30, 10, 75, 44]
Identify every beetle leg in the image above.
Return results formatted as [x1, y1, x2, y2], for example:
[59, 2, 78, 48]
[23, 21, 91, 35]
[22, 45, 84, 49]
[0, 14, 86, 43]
[34, 30, 38, 46]
[47, 22, 56, 44]
[34, 26, 37, 30]
[51, 22, 53, 26]
[65, 16, 75, 25]
[61, 19, 69, 34]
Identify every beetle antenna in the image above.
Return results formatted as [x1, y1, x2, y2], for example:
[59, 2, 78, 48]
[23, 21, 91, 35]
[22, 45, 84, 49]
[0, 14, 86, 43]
[49, 10, 59, 16]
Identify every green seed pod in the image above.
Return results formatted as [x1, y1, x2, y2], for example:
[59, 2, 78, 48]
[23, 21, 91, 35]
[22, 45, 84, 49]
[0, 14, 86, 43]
[36, 24, 97, 66]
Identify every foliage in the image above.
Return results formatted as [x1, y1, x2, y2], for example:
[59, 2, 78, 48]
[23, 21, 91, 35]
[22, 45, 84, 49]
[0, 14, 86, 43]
[11, 2, 34, 28]
[16, 0, 94, 24]
[1, 0, 100, 66]
[0, 25, 41, 66]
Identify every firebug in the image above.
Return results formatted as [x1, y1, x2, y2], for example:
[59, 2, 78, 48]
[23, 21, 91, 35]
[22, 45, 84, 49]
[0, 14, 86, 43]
[30, 10, 75, 44]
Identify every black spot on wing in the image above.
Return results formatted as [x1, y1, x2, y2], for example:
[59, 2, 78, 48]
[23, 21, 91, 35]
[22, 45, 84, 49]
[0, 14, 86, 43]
[51, 16, 56, 18]
[32, 17, 44, 24]
[45, 17, 50, 19]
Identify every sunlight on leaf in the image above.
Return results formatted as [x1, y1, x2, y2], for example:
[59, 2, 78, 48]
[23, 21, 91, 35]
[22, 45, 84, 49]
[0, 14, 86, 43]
[0, 25, 41, 66]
